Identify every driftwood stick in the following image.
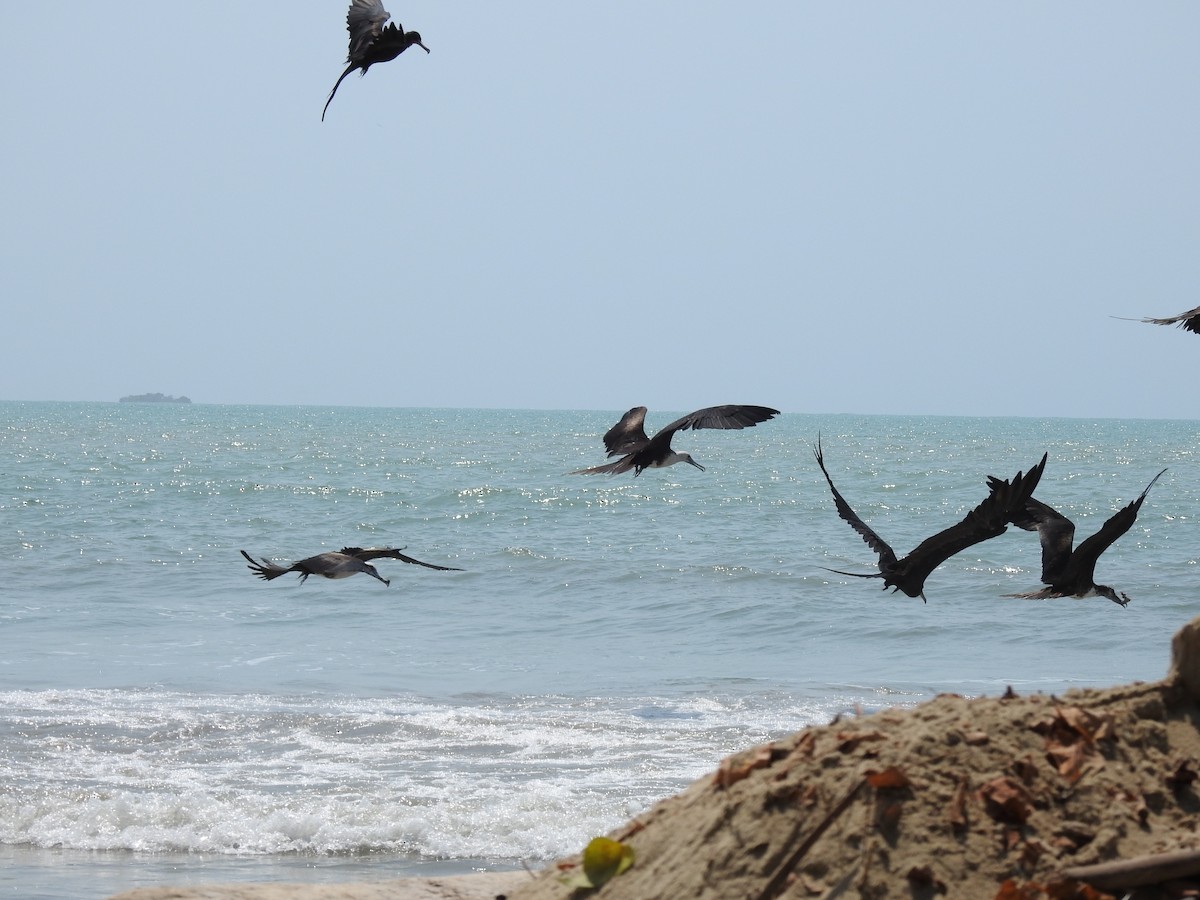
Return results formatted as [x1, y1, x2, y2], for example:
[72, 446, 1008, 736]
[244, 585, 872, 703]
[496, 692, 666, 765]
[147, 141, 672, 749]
[1060, 847, 1200, 890]
[757, 776, 867, 900]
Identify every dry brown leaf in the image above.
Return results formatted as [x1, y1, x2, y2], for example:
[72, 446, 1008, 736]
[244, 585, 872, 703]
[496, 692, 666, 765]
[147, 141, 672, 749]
[1047, 738, 1099, 783]
[866, 766, 911, 790]
[994, 879, 1036, 900]
[979, 776, 1034, 825]
[1054, 706, 1115, 742]
[713, 744, 774, 789]
[1041, 878, 1116, 899]
[1033, 706, 1109, 783]
[789, 730, 817, 760]
[994, 878, 1116, 900]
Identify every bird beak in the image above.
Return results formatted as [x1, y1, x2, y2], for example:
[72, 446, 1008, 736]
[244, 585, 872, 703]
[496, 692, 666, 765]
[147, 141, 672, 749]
[687, 458, 705, 471]
[418, 41, 430, 53]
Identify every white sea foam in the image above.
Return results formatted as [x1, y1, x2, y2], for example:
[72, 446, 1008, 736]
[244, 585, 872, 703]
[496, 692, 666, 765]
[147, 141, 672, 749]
[0, 688, 844, 859]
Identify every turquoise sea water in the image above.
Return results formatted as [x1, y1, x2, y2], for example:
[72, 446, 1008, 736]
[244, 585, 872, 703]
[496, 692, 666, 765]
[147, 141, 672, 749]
[2, 402, 1197, 898]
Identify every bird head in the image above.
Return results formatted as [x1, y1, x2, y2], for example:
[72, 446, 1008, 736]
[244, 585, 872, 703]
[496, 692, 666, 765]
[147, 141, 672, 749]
[408, 31, 430, 52]
[1095, 584, 1130, 607]
[889, 582, 927, 604]
[679, 453, 705, 471]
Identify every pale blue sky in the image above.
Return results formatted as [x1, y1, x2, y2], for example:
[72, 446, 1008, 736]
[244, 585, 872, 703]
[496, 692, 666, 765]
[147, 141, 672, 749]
[2, 3, 1197, 417]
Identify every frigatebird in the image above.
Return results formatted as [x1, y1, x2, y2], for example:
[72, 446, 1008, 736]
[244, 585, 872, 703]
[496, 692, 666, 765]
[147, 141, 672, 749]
[322, 0, 429, 122]
[241, 549, 391, 585]
[1135, 306, 1200, 335]
[814, 437, 1047, 601]
[239, 546, 460, 585]
[995, 469, 1166, 606]
[569, 405, 780, 476]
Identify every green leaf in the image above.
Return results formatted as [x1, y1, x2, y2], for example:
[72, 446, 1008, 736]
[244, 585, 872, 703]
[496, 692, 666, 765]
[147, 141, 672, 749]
[558, 836, 636, 890]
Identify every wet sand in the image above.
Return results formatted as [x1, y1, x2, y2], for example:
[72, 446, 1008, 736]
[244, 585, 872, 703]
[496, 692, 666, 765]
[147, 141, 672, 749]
[108, 871, 528, 900]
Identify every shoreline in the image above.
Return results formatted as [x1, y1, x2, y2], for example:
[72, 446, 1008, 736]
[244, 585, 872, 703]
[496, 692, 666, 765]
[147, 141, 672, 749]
[108, 871, 529, 900]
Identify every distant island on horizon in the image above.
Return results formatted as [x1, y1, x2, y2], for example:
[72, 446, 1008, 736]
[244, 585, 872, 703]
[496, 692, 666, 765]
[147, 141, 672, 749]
[119, 393, 192, 404]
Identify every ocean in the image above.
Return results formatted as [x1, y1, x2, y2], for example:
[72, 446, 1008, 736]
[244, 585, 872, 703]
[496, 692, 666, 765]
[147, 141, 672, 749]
[2, 402, 1196, 899]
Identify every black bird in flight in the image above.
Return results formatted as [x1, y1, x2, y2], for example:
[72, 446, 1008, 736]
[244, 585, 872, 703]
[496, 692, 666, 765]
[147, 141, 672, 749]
[1136, 306, 1200, 335]
[570, 405, 780, 476]
[995, 469, 1166, 606]
[240, 546, 460, 586]
[241, 549, 391, 585]
[814, 437, 1047, 601]
[322, 0, 429, 121]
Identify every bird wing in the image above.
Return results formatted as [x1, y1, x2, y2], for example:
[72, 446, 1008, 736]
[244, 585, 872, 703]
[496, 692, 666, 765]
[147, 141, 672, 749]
[1067, 469, 1166, 584]
[603, 407, 650, 457]
[342, 545, 387, 560]
[895, 453, 1048, 593]
[1141, 306, 1200, 333]
[340, 546, 463, 571]
[658, 404, 781, 436]
[346, 0, 391, 61]
[1009, 496, 1075, 586]
[240, 549, 292, 581]
[813, 437, 898, 571]
[635, 404, 781, 466]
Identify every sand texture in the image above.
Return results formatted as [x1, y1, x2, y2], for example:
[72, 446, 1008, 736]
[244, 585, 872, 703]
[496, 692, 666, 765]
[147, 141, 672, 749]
[108, 871, 527, 900]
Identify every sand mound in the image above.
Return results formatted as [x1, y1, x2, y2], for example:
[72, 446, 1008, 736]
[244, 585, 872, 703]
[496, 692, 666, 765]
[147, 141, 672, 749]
[509, 616, 1200, 900]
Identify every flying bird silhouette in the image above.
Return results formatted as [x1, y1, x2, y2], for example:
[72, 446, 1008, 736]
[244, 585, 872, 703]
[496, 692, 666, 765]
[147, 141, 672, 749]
[995, 469, 1166, 606]
[814, 437, 1048, 601]
[322, 0, 429, 121]
[239, 545, 459, 585]
[569, 405, 780, 476]
[240, 549, 391, 585]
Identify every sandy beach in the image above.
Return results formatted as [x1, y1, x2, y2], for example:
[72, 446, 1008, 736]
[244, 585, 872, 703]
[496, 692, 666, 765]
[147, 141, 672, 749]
[108, 871, 528, 900]
[108, 615, 1200, 900]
